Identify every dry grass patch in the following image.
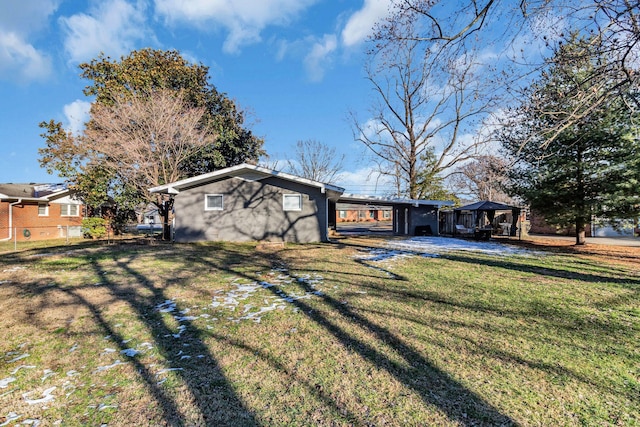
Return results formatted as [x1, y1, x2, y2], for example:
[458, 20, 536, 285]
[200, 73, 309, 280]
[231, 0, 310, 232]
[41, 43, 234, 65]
[0, 237, 638, 426]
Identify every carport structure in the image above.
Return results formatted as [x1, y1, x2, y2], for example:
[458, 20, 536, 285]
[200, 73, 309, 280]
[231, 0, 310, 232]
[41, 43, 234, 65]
[334, 194, 454, 236]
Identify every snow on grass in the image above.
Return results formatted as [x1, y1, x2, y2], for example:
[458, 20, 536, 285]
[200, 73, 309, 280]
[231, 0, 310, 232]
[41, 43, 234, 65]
[386, 236, 540, 256]
[356, 236, 542, 267]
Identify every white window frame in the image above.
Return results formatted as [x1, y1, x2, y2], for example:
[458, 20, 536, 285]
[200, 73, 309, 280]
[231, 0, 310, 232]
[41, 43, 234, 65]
[339, 210, 346, 219]
[205, 194, 224, 211]
[283, 194, 302, 211]
[60, 203, 79, 217]
[383, 210, 391, 219]
[38, 202, 49, 217]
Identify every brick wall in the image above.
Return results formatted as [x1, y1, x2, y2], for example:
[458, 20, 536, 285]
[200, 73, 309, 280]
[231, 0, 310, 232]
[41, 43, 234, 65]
[0, 201, 84, 241]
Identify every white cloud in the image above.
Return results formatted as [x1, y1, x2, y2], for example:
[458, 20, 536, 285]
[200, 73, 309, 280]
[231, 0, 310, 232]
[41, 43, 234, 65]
[304, 34, 337, 82]
[341, 0, 391, 47]
[154, 0, 317, 54]
[60, 0, 148, 63]
[0, 0, 59, 82]
[63, 100, 91, 135]
[0, 32, 52, 82]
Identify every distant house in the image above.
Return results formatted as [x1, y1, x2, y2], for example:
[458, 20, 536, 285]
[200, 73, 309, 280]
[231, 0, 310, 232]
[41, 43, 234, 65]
[339, 194, 452, 236]
[336, 203, 392, 223]
[0, 183, 84, 241]
[150, 163, 345, 243]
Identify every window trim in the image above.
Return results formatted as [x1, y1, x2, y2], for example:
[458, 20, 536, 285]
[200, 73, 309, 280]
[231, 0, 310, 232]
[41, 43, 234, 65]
[283, 194, 302, 211]
[60, 203, 79, 217]
[204, 194, 224, 211]
[38, 202, 49, 217]
[339, 210, 346, 219]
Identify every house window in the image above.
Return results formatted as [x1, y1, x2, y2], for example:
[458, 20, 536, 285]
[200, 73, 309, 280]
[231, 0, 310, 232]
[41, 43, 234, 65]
[339, 210, 346, 219]
[383, 210, 391, 219]
[205, 194, 224, 211]
[283, 194, 302, 211]
[60, 204, 79, 216]
[38, 203, 48, 216]
[358, 210, 366, 220]
[369, 210, 375, 218]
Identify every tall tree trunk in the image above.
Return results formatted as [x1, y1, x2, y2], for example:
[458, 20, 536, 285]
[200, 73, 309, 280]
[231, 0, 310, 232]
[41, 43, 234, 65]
[156, 196, 174, 241]
[575, 217, 586, 245]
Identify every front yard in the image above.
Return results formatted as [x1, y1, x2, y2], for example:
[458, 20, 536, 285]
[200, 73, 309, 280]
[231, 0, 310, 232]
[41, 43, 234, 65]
[0, 236, 638, 425]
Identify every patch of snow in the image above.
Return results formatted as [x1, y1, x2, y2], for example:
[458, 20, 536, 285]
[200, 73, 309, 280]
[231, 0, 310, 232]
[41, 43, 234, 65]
[10, 365, 35, 375]
[385, 236, 540, 257]
[2, 266, 25, 272]
[23, 387, 56, 405]
[120, 349, 140, 357]
[41, 369, 55, 382]
[7, 353, 29, 363]
[0, 412, 21, 426]
[93, 360, 125, 373]
[156, 300, 177, 313]
[0, 377, 16, 388]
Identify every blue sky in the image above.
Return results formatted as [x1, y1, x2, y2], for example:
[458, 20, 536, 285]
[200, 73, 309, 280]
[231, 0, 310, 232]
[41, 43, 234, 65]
[0, 0, 394, 194]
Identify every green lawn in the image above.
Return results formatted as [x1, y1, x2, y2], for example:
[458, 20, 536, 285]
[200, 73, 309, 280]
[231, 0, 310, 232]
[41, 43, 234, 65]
[0, 237, 638, 426]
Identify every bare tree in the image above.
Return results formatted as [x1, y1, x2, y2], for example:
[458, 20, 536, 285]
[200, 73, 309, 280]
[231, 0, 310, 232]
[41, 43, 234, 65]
[285, 139, 345, 184]
[375, 1, 640, 146]
[351, 21, 498, 199]
[450, 155, 513, 203]
[83, 89, 217, 238]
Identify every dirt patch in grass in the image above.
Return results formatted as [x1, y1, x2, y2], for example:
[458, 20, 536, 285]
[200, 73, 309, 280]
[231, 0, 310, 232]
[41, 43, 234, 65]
[498, 235, 640, 267]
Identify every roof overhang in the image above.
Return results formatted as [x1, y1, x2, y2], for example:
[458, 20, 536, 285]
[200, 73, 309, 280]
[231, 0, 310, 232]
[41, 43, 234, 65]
[149, 163, 345, 197]
[339, 193, 454, 208]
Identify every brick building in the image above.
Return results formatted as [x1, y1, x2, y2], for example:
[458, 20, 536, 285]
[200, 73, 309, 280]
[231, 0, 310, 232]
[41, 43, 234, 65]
[335, 203, 392, 223]
[0, 183, 84, 241]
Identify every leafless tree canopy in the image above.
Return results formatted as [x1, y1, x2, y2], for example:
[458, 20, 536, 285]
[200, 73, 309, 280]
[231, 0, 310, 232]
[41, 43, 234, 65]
[84, 89, 217, 207]
[376, 1, 640, 146]
[450, 155, 513, 203]
[352, 20, 498, 199]
[285, 139, 345, 184]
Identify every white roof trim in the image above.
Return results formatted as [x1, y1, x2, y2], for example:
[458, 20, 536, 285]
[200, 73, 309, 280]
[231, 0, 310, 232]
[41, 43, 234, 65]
[149, 163, 345, 194]
[339, 193, 454, 208]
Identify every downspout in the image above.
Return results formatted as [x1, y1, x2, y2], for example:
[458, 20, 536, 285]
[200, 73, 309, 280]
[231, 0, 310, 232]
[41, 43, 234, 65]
[1, 199, 22, 241]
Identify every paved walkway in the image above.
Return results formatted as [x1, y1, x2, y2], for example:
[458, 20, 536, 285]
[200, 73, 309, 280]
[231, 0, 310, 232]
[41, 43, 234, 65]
[527, 234, 640, 247]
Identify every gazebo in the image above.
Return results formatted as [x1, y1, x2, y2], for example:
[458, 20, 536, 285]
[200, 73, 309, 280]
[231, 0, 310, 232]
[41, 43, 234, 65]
[453, 201, 521, 239]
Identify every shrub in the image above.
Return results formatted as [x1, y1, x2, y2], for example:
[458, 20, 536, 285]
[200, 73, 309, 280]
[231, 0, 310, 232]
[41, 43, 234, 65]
[82, 217, 107, 239]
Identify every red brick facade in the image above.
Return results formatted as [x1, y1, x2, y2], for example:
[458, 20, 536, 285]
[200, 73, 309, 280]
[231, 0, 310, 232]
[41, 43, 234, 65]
[336, 208, 392, 223]
[0, 200, 84, 241]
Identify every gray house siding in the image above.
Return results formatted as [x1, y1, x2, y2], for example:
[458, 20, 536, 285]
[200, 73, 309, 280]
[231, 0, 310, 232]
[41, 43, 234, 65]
[173, 176, 328, 243]
[409, 205, 439, 235]
[393, 205, 440, 236]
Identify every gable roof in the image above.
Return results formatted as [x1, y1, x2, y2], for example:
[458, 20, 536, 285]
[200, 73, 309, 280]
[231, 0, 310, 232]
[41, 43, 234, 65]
[0, 183, 70, 202]
[149, 163, 345, 197]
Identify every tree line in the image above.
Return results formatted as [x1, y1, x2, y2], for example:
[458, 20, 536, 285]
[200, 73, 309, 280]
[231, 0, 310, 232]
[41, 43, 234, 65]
[39, 1, 640, 245]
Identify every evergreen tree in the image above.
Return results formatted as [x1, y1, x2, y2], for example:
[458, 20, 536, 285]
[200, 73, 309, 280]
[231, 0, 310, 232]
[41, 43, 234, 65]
[501, 35, 640, 245]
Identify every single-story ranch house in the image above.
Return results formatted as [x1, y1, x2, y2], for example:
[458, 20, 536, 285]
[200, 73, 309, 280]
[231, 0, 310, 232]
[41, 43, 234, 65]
[150, 164, 454, 243]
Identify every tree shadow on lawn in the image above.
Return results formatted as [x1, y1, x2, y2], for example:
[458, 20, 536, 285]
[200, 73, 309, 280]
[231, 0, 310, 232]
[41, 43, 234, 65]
[441, 253, 640, 288]
[178, 244, 516, 425]
[5, 248, 259, 426]
[247, 254, 517, 426]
